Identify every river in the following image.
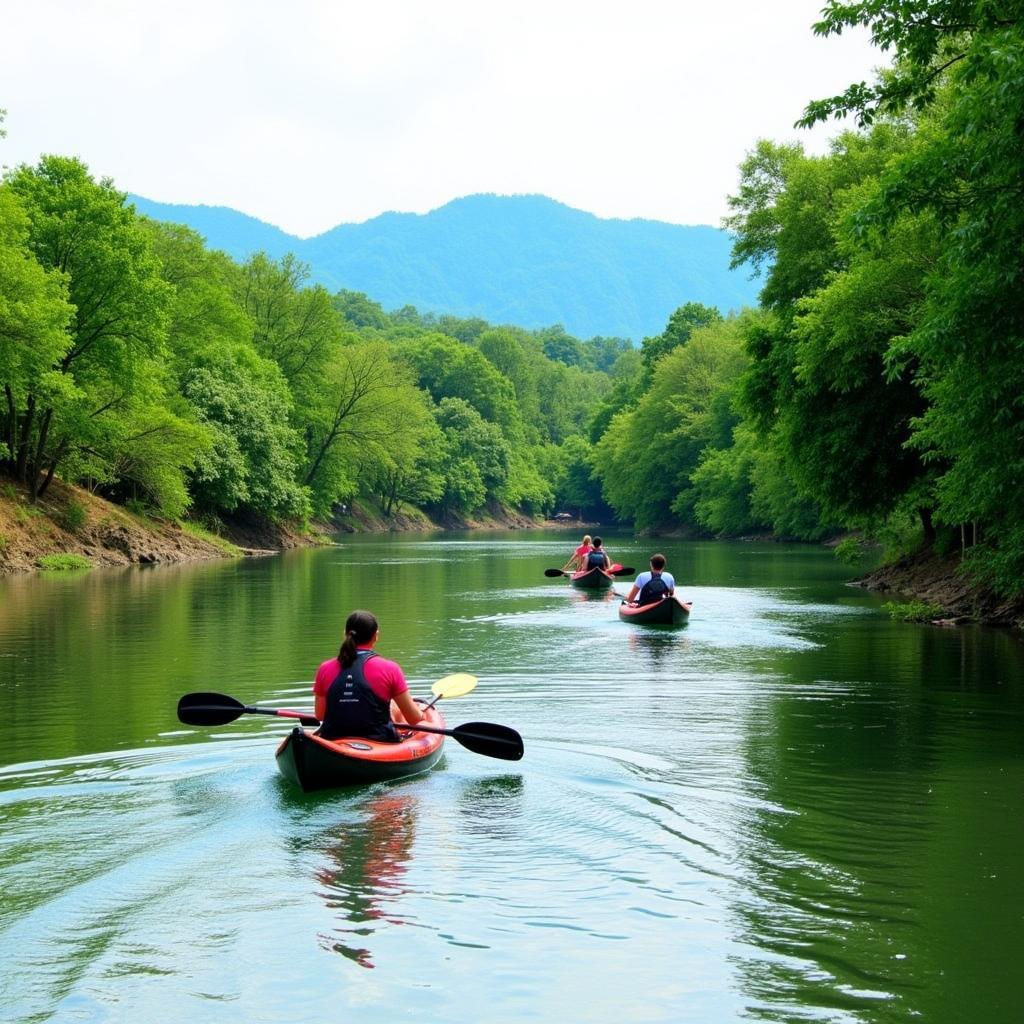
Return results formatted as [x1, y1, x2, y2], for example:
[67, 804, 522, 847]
[1, 532, 1022, 1023]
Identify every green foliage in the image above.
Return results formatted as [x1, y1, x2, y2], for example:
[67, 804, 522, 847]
[37, 553, 91, 571]
[640, 302, 723, 376]
[179, 520, 243, 556]
[882, 600, 946, 623]
[593, 319, 748, 531]
[333, 290, 389, 329]
[786, 2, 1024, 596]
[833, 536, 866, 566]
[59, 500, 86, 532]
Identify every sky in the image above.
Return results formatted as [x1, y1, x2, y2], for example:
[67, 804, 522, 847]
[0, 1, 881, 238]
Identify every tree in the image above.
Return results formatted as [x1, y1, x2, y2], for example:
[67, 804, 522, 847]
[0, 187, 74, 480]
[4, 157, 198, 507]
[796, 1, 1024, 592]
[302, 342, 428, 514]
[432, 397, 510, 514]
[640, 302, 723, 375]
[234, 252, 339, 400]
[593, 319, 748, 531]
[333, 290, 389, 330]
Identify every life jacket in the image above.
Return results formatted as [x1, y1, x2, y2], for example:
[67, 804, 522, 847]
[586, 550, 609, 571]
[319, 651, 399, 742]
[638, 572, 669, 605]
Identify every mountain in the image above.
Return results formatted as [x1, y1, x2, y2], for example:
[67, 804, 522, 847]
[129, 193, 760, 339]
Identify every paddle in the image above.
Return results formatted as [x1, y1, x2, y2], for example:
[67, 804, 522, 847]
[399, 721, 523, 760]
[177, 688, 524, 761]
[421, 672, 477, 710]
[177, 692, 321, 727]
[545, 564, 635, 578]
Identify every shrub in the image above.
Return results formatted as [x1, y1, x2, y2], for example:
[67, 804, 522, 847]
[37, 553, 92, 572]
[1, 482, 17, 500]
[882, 600, 946, 623]
[60, 500, 87, 532]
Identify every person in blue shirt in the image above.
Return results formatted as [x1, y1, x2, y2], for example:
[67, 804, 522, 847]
[625, 554, 675, 605]
[582, 536, 612, 572]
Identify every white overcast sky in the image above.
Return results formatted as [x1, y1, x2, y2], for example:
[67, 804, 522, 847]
[0, 1, 880, 238]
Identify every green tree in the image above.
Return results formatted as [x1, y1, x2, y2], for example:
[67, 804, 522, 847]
[593, 319, 748, 531]
[640, 302, 723, 375]
[797, 1, 1024, 592]
[333, 289, 389, 330]
[0, 187, 74, 481]
[4, 157, 198, 508]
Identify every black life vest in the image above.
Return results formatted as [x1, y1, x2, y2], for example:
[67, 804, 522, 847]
[586, 550, 609, 571]
[319, 651, 399, 742]
[638, 573, 669, 605]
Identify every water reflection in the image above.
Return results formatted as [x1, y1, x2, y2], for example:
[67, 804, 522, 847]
[625, 629, 693, 671]
[456, 774, 524, 839]
[315, 790, 419, 969]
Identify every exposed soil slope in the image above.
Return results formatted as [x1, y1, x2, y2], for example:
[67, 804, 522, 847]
[854, 548, 1024, 629]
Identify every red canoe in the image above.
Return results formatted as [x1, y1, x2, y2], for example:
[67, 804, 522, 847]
[618, 596, 692, 625]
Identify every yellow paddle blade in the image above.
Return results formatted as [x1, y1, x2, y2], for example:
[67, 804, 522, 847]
[431, 673, 478, 699]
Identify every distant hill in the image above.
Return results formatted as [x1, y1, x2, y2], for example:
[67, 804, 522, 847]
[129, 193, 760, 339]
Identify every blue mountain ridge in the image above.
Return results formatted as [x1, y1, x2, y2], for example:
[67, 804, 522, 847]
[129, 192, 761, 339]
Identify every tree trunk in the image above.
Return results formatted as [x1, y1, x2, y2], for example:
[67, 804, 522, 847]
[15, 394, 36, 482]
[37, 438, 69, 499]
[28, 408, 53, 501]
[918, 507, 936, 545]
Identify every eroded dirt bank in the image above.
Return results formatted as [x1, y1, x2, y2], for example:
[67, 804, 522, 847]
[854, 548, 1024, 630]
[0, 480, 324, 575]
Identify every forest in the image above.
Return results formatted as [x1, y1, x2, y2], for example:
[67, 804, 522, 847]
[2, 0, 1022, 598]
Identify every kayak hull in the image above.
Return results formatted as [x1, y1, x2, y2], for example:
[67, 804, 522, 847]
[618, 596, 692, 625]
[275, 706, 446, 792]
[570, 566, 614, 589]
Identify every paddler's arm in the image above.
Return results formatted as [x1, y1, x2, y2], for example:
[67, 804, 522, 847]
[625, 583, 640, 604]
[314, 693, 327, 721]
[394, 689, 424, 726]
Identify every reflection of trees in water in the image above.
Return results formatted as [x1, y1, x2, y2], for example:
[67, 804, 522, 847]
[724, 626, 1024, 1021]
[457, 774, 524, 840]
[316, 790, 418, 969]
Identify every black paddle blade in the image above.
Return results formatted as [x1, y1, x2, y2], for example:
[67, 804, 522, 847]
[611, 566, 635, 577]
[177, 691, 245, 726]
[452, 721, 524, 761]
[544, 568, 567, 577]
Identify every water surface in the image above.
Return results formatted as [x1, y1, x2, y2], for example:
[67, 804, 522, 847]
[2, 534, 1022, 1022]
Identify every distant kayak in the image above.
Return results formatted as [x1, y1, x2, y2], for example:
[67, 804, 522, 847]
[570, 566, 615, 589]
[618, 596, 692, 625]
[275, 705, 446, 792]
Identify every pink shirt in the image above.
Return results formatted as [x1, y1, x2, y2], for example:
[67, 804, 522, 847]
[313, 648, 409, 704]
[574, 543, 593, 557]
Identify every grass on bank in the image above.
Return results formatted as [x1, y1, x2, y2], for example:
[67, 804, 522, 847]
[37, 553, 92, 572]
[179, 520, 243, 556]
[882, 600, 947, 623]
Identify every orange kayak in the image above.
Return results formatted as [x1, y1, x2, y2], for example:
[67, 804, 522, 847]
[275, 705, 446, 791]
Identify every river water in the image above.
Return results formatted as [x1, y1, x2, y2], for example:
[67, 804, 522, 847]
[1, 533, 1022, 1023]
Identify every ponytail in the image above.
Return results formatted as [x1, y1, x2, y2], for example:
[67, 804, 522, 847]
[338, 609, 379, 668]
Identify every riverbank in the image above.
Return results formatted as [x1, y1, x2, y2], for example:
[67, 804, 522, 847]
[0, 481, 583, 577]
[853, 547, 1024, 630]
[329, 498, 555, 533]
[0, 479, 325, 575]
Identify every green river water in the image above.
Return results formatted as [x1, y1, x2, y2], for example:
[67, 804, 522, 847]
[1, 532, 1022, 1023]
